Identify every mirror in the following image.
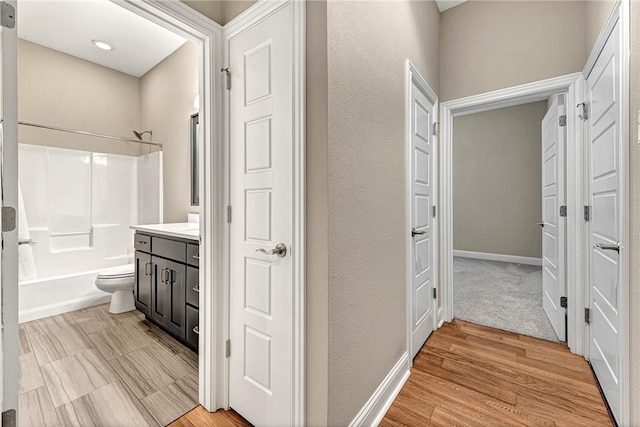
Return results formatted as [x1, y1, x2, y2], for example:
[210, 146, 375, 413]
[190, 113, 199, 206]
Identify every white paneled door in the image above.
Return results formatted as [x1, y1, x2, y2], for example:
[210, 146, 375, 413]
[0, 3, 20, 420]
[587, 17, 624, 425]
[409, 69, 437, 359]
[228, 5, 293, 426]
[540, 95, 566, 341]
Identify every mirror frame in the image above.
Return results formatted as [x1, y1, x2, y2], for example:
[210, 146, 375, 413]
[190, 112, 199, 206]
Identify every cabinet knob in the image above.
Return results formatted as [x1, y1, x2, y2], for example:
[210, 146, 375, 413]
[144, 262, 151, 276]
[192, 285, 200, 293]
[193, 326, 199, 335]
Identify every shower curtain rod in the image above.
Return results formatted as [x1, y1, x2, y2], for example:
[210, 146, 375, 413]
[16, 121, 163, 148]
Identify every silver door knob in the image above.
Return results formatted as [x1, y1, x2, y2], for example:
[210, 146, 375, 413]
[256, 243, 287, 258]
[18, 239, 36, 246]
[536, 222, 544, 228]
[411, 228, 426, 237]
[595, 242, 620, 252]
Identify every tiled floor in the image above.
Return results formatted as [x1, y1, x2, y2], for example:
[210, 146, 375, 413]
[19, 304, 199, 427]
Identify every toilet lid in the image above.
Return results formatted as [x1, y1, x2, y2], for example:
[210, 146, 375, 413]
[98, 264, 135, 279]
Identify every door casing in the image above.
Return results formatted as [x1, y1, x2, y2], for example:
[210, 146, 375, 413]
[405, 60, 438, 361]
[439, 72, 585, 352]
[223, 1, 306, 424]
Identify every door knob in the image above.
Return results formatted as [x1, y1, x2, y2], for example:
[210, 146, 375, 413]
[18, 239, 36, 246]
[256, 243, 287, 258]
[411, 228, 426, 237]
[595, 242, 620, 252]
[536, 222, 545, 228]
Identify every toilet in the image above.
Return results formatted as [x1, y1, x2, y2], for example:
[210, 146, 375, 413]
[95, 264, 136, 314]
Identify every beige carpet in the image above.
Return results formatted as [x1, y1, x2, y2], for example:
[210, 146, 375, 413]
[453, 257, 560, 342]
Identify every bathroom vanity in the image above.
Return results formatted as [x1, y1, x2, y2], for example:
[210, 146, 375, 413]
[131, 223, 200, 352]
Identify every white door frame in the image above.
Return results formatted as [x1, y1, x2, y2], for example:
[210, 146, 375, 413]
[405, 60, 438, 361]
[582, 0, 630, 423]
[2, 0, 20, 416]
[439, 73, 586, 355]
[223, 1, 306, 423]
[111, 0, 224, 411]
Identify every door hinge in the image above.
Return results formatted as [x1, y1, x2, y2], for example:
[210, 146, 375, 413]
[225, 339, 231, 357]
[432, 205, 437, 218]
[559, 115, 567, 127]
[227, 206, 232, 223]
[221, 67, 231, 90]
[2, 206, 16, 232]
[2, 409, 16, 427]
[432, 122, 438, 136]
[560, 296, 568, 308]
[577, 102, 589, 121]
[585, 308, 591, 324]
[559, 205, 567, 217]
[584, 205, 591, 222]
[0, 1, 15, 29]
[433, 288, 437, 299]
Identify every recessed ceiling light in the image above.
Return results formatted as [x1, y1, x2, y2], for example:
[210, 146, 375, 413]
[91, 40, 112, 51]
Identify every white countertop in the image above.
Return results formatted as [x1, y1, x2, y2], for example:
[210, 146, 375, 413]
[130, 223, 199, 241]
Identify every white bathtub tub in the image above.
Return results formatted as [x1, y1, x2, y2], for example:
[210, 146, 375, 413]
[19, 269, 112, 323]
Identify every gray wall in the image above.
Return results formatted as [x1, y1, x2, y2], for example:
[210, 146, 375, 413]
[17, 39, 141, 156]
[140, 42, 199, 223]
[439, 1, 587, 101]
[326, 1, 439, 425]
[453, 102, 548, 258]
[305, 1, 328, 424]
[180, 0, 256, 25]
[586, 0, 618, 56]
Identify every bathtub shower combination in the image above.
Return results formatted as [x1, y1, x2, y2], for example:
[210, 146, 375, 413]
[18, 144, 162, 323]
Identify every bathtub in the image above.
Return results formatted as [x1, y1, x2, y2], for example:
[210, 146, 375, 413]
[19, 268, 114, 323]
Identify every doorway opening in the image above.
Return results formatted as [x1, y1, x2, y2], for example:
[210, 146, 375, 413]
[451, 95, 566, 343]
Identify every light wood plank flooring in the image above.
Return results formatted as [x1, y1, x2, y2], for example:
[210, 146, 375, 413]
[19, 304, 199, 427]
[382, 319, 613, 426]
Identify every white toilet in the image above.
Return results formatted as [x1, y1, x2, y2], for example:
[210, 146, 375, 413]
[95, 264, 136, 314]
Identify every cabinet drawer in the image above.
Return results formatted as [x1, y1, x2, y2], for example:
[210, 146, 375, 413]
[186, 267, 199, 308]
[186, 305, 199, 351]
[187, 243, 199, 267]
[152, 237, 186, 263]
[134, 233, 151, 252]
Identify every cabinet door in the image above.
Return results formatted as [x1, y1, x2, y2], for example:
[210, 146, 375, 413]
[165, 260, 186, 339]
[134, 251, 152, 316]
[151, 256, 169, 327]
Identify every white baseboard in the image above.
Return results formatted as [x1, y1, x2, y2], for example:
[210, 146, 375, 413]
[19, 294, 111, 323]
[453, 250, 542, 266]
[349, 352, 410, 427]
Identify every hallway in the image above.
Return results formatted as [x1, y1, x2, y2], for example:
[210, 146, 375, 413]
[381, 320, 612, 426]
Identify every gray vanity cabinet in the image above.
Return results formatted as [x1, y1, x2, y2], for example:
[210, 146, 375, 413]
[134, 232, 198, 351]
[134, 251, 152, 316]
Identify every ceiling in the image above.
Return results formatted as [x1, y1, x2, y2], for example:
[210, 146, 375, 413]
[18, 0, 187, 77]
[435, 0, 467, 12]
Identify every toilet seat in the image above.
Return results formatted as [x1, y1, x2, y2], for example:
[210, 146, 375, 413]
[97, 264, 135, 280]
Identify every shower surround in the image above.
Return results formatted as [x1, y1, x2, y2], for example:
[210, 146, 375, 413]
[18, 144, 162, 322]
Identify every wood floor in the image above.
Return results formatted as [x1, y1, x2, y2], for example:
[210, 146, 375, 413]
[19, 304, 199, 426]
[382, 319, 613, 426]
[174, 320, 611, 427]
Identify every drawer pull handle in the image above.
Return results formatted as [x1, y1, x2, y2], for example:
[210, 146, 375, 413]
[159, 268, 165, 283]
[144, 262, 151, 276]
[136, 241, 148, 245]
[193, 326, 199, 335]
[192, 285, 200, 293]
[193, 253, 200, 260]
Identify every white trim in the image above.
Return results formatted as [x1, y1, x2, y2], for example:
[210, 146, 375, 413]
[405, 60, 439, 366]
[348, 352, 410, 427]
[19, 294, 111, 324]
[112, 0, 224, 411]
[453, 250, 542, 266]
[222, 2, 306, 424]
[440, 73, 585, 357]
[582, 1, 630, 424]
